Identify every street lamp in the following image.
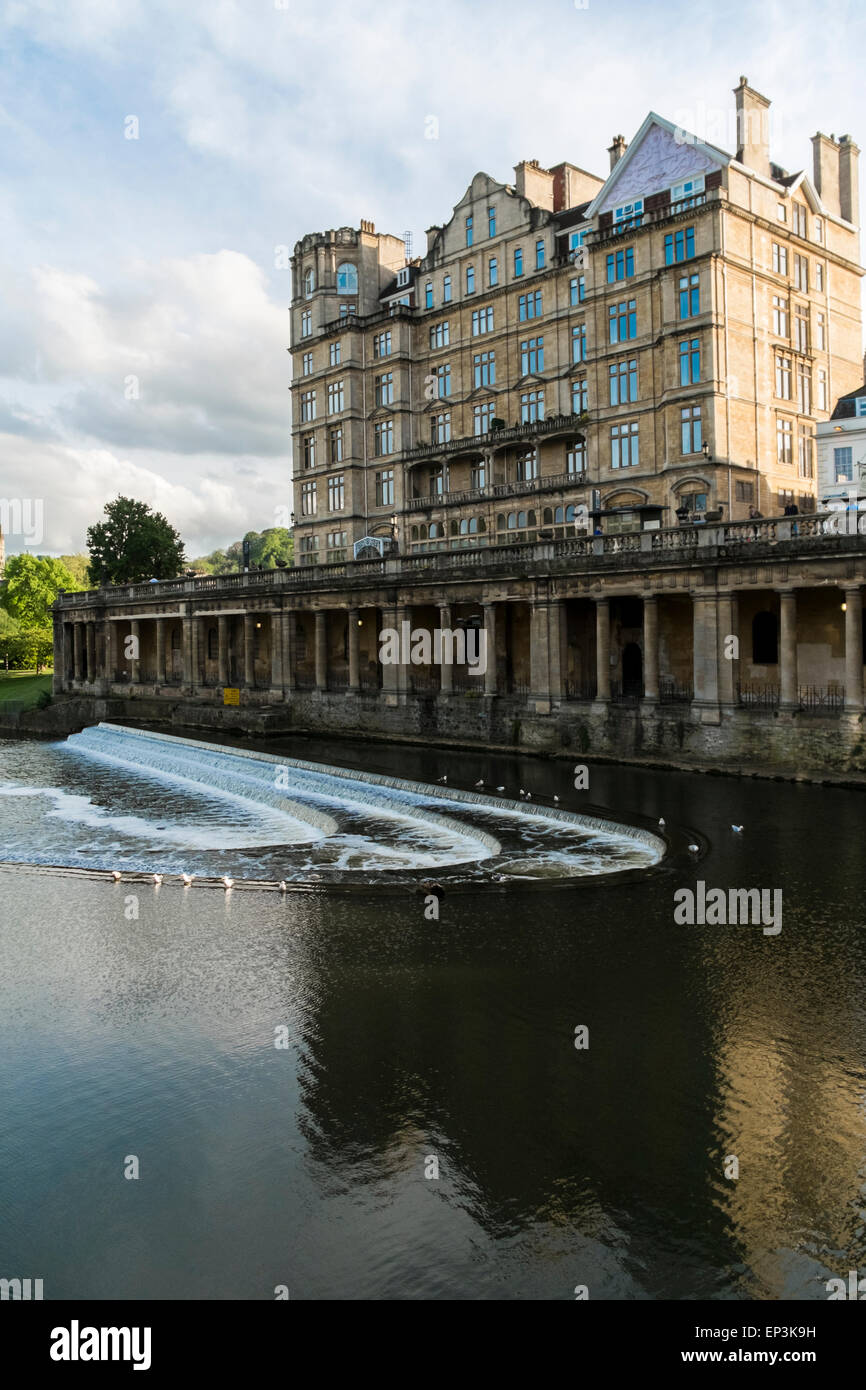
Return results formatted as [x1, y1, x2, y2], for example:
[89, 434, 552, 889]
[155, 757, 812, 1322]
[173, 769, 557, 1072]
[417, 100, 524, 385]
[390, 511, 399, 549]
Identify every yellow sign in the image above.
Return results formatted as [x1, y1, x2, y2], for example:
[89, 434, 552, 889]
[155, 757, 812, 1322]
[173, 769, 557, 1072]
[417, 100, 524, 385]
[223, 687, 240, 706]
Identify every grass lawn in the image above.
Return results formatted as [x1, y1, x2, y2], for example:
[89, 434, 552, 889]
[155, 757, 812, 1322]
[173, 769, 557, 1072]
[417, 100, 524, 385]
[0, 670, 53, 707]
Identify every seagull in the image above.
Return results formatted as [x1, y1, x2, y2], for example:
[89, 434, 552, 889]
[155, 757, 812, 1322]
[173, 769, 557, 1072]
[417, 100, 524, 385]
[519, 788, 525, 797]
[152, 873, 163, 885]
[278, 881, 287, 893]
[731, 825, 744, 833]
[437, 775, 448, 784]
[496, 785, 505, 792]
[688, 844, 700, 854]
[525, 792, 532, 800]
[658, 817, 666, 828]
[222, 875, 234, 889]
[475, 779, 484, 788]
[553, 795, 560, 803]
[110, 870, 122, 881]
[181, 873, 194, 886]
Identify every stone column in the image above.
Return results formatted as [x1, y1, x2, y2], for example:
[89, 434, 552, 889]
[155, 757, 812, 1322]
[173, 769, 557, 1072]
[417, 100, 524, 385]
[243, 613, 255, 687]
[643, 596, 659, 702]
[438, 604, 453, 694]
[844, 586, 864, 711]
[529, 602, 551, 709]
[547, 599, 564, 704]
[716, 593, 738, 706]
[483, 601, 497, 696]
[779, 591, 798, 710]
[73, 623, 83, 682]
[380, 605, 402, 700]
[595, 598, 611, 702]
[315, 610, 328, 691]
[103, 619, 114, 684]
[52, 616, 65, 693]
[216, 615, 228, 686]
[348, 609, 361, 691]
[270, 612, 283, 691]
[84, 623, 93, 682]
[280, 611, 295, 691]
[692, 595, 720, 712]
[182, 613, 194, 688]
[156, 618, 167, 685]
[129, 619, 141, 684]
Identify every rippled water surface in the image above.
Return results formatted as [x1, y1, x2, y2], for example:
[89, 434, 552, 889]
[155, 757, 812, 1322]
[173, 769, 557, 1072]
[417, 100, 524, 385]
[0, 727, 865, 1299]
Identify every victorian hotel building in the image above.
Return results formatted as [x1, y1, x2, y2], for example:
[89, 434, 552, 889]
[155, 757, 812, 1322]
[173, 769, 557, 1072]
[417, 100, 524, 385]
[54, 81, 866, 767]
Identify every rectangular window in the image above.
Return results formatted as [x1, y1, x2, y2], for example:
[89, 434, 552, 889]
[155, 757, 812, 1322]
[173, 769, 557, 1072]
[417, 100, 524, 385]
[301, 480, 317, 516]
[516, 448, 538, 481]
[374, 420, 394, 455]
[302, 351, 313, 375]
[776, 418, 793, 464]
[471, 306, 493, 335]
[375, 372, 393, 406]
[735, 481, 755, 502]
[793, 253, 809, 291]
[520, 390, 544, 424]
[816, 312, 826, 350]
[814, 217, 824, 244]
[470, 461, 486, 489]
[798, 426, 813, 478]
[521, 336, 543, 374]
[465, 215, 473, 247]
[614, 199, 643, 224]
[606, 247, 635, 282]
[772, 242, 789, 276]
[300, 389, 316, 422]
[375, 469, 395, 506]
[679, 337, 700, 385]
[466, 265, 475, 294]
[797, 364, 811, 414]
[434, 362, 451, 398]
[775, 355, 792, 399]
[570, 275, 586, 306]
[514, 247, 523, 277]
[373, 331, 392, 358]
[572, 378, 588, 414]
[488, 257, 498, 287]
[425, 282, 433, 309]
[664, 226, 695, 264]
[777, 202, 787, 222]
[443, 275, 452, 303]
[327, 475, 344, 511]
[609, 357, 638, 405]
[429, 321, 450, 348]
[611, 421, 640, 468]
[569, 230, 587, 252]
[473, 401, 495, 435]
[815, 261, 824, 292]
[302, 433, 316, 469]
[329, 341, 341, 366]
[535, 238, 546, 269]
[488, 207, 496, 238]
[572, 324, 587, 363]
[671, 176, 704, 204]
[679, 273, 700, 318]
[818, 368, 828, 411]
[329, 426, 343, 463]
[680, 405, 702, 455]
[608, 298, 637, 343]
[834, 446, 853, 481]
[567, 439, 587, 474]
[473, 351, 495, 388]
[518, 291, 542, 321]
[327, 380, 345, 414]
[794, 307, 809, 352]
[301, 309, 312, 337]
[772, 295, 789, 337]
[793, 203, 807, 238]
[430, 412, 451, 444]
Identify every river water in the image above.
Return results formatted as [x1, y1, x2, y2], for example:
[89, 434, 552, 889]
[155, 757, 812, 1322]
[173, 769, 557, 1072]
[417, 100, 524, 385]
[0, 725, 864, 1300]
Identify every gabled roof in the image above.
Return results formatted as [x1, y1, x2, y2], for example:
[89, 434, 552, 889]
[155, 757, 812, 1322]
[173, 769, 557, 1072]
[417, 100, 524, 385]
[586, 112, 731, 219]
[831, 384, 866, 419]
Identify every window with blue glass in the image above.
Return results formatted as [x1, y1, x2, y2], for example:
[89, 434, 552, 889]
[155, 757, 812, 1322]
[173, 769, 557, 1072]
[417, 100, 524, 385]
[835, 446, 853, 481]
[614, 200, 643, 224]
[679, 338, 701, 385]
[488, 257, 498, 286]
[520, 337, 543, 374]
[679, 273, 699, 318]
[569, 276, 585, 306]
[572, 378, 588, 415]
[606, 247, 634, 282]
[609, 358, 638, 405]
[665, 226, 695, 265]
[514, 247, 523, 277]
[465, 216, 473, 247]
[535, 239, 545, 269]
[518, 290, 542, 321]
[443, 274, 452, 303]
[425, 282, 433, 309]
[466, 265, 475, 294]
[488, 207, 496, 238]
[608, 299, 637, 343]
[572, 324, 587, 363]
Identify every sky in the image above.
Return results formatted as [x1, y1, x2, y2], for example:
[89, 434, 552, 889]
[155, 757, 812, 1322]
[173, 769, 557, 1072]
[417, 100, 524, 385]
[0, 0, 864, 559]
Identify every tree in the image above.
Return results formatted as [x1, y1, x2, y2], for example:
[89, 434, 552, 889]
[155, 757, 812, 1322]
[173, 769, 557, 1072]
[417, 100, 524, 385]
[1, 554, 76, 627]
[190, 528, 294, 575]
[86, 496, 185, 585]
[58, 553, 91, 588]
[0, 608, 21, 671]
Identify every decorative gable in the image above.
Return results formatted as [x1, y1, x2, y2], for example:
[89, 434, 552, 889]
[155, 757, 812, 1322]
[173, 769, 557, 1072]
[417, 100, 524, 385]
[595, 118, 727, 216]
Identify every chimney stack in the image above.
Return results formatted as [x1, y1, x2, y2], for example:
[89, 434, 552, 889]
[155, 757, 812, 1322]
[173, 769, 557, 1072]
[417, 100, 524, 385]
[514, 160, 554, 210]
[733, 76, 771, 177]
[812, 133, 841, 217]
[838, 134, 860, 224]
[607, 135, 627, 171]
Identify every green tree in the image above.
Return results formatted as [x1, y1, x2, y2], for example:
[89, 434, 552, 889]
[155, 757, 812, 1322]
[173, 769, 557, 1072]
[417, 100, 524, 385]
[190, 528, 294, 575]
[58, 553, 91, 588]
[86, 496, 185, 585]
[1, 553, 76, 627]
[0, 608, 21, 671]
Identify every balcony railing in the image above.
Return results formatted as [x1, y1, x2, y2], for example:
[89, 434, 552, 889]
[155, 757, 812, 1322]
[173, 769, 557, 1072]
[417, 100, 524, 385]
[407, 467, 588, 512]
[404, 413, 586, 463]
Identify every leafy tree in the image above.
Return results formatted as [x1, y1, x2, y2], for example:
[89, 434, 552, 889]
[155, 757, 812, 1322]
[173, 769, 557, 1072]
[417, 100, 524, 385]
[86, 496, 185, 585]
[58, 553, 91, 588]
[1, 554, 76, 627]
[0, 608, 21, 671]
[190, 528, 294, 575]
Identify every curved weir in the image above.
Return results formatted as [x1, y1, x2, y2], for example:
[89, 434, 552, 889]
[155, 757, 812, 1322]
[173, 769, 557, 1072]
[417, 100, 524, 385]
[0, 724, 665, 882]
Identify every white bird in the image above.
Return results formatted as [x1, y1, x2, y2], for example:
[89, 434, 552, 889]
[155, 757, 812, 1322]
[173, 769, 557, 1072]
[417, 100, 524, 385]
[525, 792, 532, 800]
[181, 873, 194, 886]
[658, 817, 666, 828]
[519, 788, 525, 797]
[496, 785, 505, 792]
[688, 844, 700, 854]
[111, 870, 122, 881]
[222, 875, 234, 889]
[278, 881, 287, 893]
[152, 873, 163, 885]
[437, 775, 447, 784]
[731, 825, 744, 833]
[475, 779, 484, 788]
[553, 795, 560, 803]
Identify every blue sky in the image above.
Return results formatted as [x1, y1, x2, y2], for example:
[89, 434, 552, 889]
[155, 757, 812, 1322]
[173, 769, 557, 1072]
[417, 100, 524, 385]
[1, 0, 863, 557]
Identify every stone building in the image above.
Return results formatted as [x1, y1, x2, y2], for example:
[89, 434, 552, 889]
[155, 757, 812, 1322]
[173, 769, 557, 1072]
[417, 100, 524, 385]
[290, 78, 862, 567]
[817, 382, 866, 508]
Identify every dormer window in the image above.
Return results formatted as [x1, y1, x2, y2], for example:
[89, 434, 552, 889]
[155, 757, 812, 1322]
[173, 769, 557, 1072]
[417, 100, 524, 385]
[568, 230, 587, 251]
[855, 398, 866, 418]
[671, 174, 704, 203]
[614, 199, 643, 223]
[396, 266, 410, 287]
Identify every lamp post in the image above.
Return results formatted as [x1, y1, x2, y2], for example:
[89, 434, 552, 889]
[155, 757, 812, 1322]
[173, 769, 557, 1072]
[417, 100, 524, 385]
[390, 511, 399, 552]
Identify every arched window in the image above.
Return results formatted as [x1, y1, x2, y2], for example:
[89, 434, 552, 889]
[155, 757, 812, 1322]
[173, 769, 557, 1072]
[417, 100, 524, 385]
[554, 506, 564, 524]
[450, 519, 459, 536]
[420, 523, 428, 540]
[411, 525, 419, 541]
[303, 266, 315, 297]
[752, 611, 779, 664]
[478, 517, 486, 532]
[468, 517, 478, 534]
[497, 513, 506, 531]
[337, 262, 358, 294]
[543, 507, 553, 525]
[507, 513, 517, 529]
[565, 505, 575, 522]
[518, 511, 527, 527]
[429, 521, 441, 538]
